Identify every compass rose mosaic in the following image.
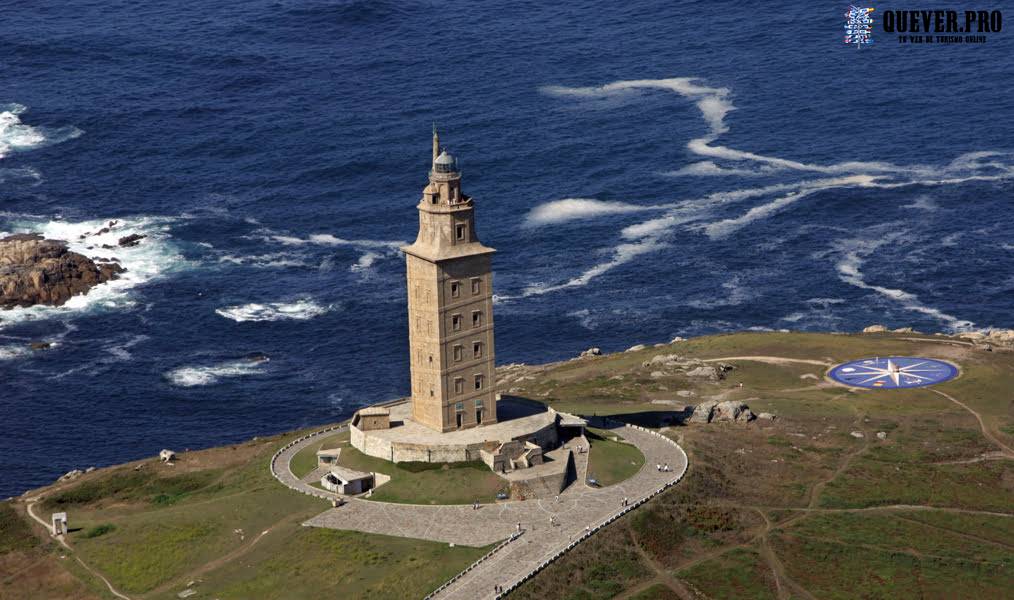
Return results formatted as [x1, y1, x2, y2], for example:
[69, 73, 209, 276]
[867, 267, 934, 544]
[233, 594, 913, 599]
[827, 356, 959, 389]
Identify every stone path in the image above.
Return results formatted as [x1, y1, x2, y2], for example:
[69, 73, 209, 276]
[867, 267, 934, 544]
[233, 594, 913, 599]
[277, 423, 686, 599]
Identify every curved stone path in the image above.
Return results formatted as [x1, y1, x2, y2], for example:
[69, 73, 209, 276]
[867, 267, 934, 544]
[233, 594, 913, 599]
[273, 421, 687, 599]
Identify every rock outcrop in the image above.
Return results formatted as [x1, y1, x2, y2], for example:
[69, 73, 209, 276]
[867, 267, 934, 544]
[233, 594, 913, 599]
[579, 347, 602, 358]
[690, 399, 755, 424]
[862, 324, 888, 333]
[641, 354, 734, 381]
[0, 233, 124, 309]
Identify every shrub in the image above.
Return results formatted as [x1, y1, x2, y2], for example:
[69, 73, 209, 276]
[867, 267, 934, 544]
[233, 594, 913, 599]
[81, 523, 116, 539]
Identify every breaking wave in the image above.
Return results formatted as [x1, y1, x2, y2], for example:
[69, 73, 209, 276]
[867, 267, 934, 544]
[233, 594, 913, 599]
[0, 216, 187, 329]
[0, 103, 82, 158]
[165, 356, 269, 387]
[215, 299, 333, 322]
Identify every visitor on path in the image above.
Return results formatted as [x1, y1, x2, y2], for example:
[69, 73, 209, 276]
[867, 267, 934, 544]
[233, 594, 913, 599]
[664, 463, 670, 472]
[656, 463, 661, 471]
[517, 521, 522, 532]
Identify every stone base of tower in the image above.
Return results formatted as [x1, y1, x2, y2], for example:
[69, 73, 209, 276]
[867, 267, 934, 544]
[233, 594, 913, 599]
[350, 397, 562, 465]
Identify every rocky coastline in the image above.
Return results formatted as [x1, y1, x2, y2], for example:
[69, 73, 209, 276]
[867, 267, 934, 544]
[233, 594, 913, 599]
[0, 232, 125, 309]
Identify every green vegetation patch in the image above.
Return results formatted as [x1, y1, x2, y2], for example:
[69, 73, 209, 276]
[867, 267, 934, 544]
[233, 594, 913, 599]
[289, 432, 350, 479]
[680, 547, 777, 600]
[819, 453, 1013, 511]
[43, 469, 223, 510]
[785, 512, 1014, 564]
[336, 446, 506, 504]
[0, 502, 38, 553]
[771, 529, 1013, 599]
[79, 520, 223, 593]
[628, 584, 682, 600]
[186, 527, 491, 600]
[511, 523, 652, 600]
[80, 523, 116, 539]
[586, 428, 645, 486]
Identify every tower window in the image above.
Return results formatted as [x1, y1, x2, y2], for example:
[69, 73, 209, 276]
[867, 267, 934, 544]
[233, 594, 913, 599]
[456, 224, 466, 240]
[455, 401, 464, 411]
[471, 278, 481, 295]
[450, 281, 460, 298]
[472, 310, 483, 328]
[452, 314, 462, 331]
[473, 341, 482, 358]
[454, 378, 464, 394]
[474, 374, 484, 390]
[453, 345, 463, 362]
[474, 397, 484, 408]
[430, 194, 438, 204]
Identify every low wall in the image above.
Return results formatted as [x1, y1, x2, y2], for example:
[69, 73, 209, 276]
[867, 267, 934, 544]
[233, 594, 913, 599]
[351, 412, 560, 465]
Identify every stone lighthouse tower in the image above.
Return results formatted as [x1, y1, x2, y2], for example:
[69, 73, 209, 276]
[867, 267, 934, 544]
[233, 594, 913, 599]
[402, 129, 497, 432]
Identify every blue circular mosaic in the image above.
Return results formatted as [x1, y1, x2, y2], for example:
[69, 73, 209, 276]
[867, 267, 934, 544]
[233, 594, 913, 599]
[828, 357, 958, 389]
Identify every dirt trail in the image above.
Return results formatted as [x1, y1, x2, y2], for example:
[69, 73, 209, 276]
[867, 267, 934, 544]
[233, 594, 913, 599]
[24, 497, 131, 600]
[930, 389, 1014, 457]
[702, 356, 832, 367]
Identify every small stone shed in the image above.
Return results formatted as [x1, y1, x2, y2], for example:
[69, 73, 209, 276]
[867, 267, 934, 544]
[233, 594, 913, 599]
[316, 448, 342, 467]
[320, 466, 374, 495]
[352, 406, 390, 431]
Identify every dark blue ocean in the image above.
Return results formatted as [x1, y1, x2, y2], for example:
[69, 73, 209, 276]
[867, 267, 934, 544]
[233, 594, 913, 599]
[2, 1, 1013, 497]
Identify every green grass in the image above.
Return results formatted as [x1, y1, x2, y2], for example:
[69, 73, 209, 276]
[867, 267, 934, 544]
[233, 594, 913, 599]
[819, 449, 1013, 511]
[586, 428, 645, 487]
[680, 547, 776, 599]
[337, 446, 507, 504]
[771, 527, 1013, 599]
[42, 469, 224, 511]
[0, 502, 38, 553]
[173, 527, 492, 600]
[289, 432, 350, 479]
[80, 523, 116, 539]
[785, 512, 1013, 564]
[628, 584, 682, 600]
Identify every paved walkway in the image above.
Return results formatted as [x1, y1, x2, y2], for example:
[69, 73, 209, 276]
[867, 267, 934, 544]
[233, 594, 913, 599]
[275, 422, 687, 599]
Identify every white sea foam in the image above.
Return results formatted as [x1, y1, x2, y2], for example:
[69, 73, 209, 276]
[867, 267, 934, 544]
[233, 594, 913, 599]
[165, 357, 269, 387]
[217, 252, 309, 268]
[271, 233, 402, 249]
[700, 175, 879, 239]
[522, 238, 666, 296]
[665, 161, 773, 177]
[0, 216, 186, 329]
[0, 166, 42, 185]
[0, 344, 31, 360]
[518, 77, 1014, 298]
[0, 103, 82, 158]
[351, 251, 381, 272]
[830, 231, 974, 331]
[215, 299, 332, 322]
[687, 276, 754, 309]
[567, 308, 596, 330]
[524, 198, 659, 227]
[902, 195, 938, 211]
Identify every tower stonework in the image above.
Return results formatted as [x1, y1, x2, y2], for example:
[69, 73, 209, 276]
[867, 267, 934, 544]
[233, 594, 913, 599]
[402, 130, 497, 432]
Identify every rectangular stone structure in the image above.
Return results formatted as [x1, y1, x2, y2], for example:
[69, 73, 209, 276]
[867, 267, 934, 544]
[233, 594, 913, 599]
[401, 130, 497, 433]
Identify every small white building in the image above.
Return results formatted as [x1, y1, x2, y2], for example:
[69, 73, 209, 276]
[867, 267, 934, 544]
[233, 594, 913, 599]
[51, 512, 68, 536]
[320, 466, 373, 495]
